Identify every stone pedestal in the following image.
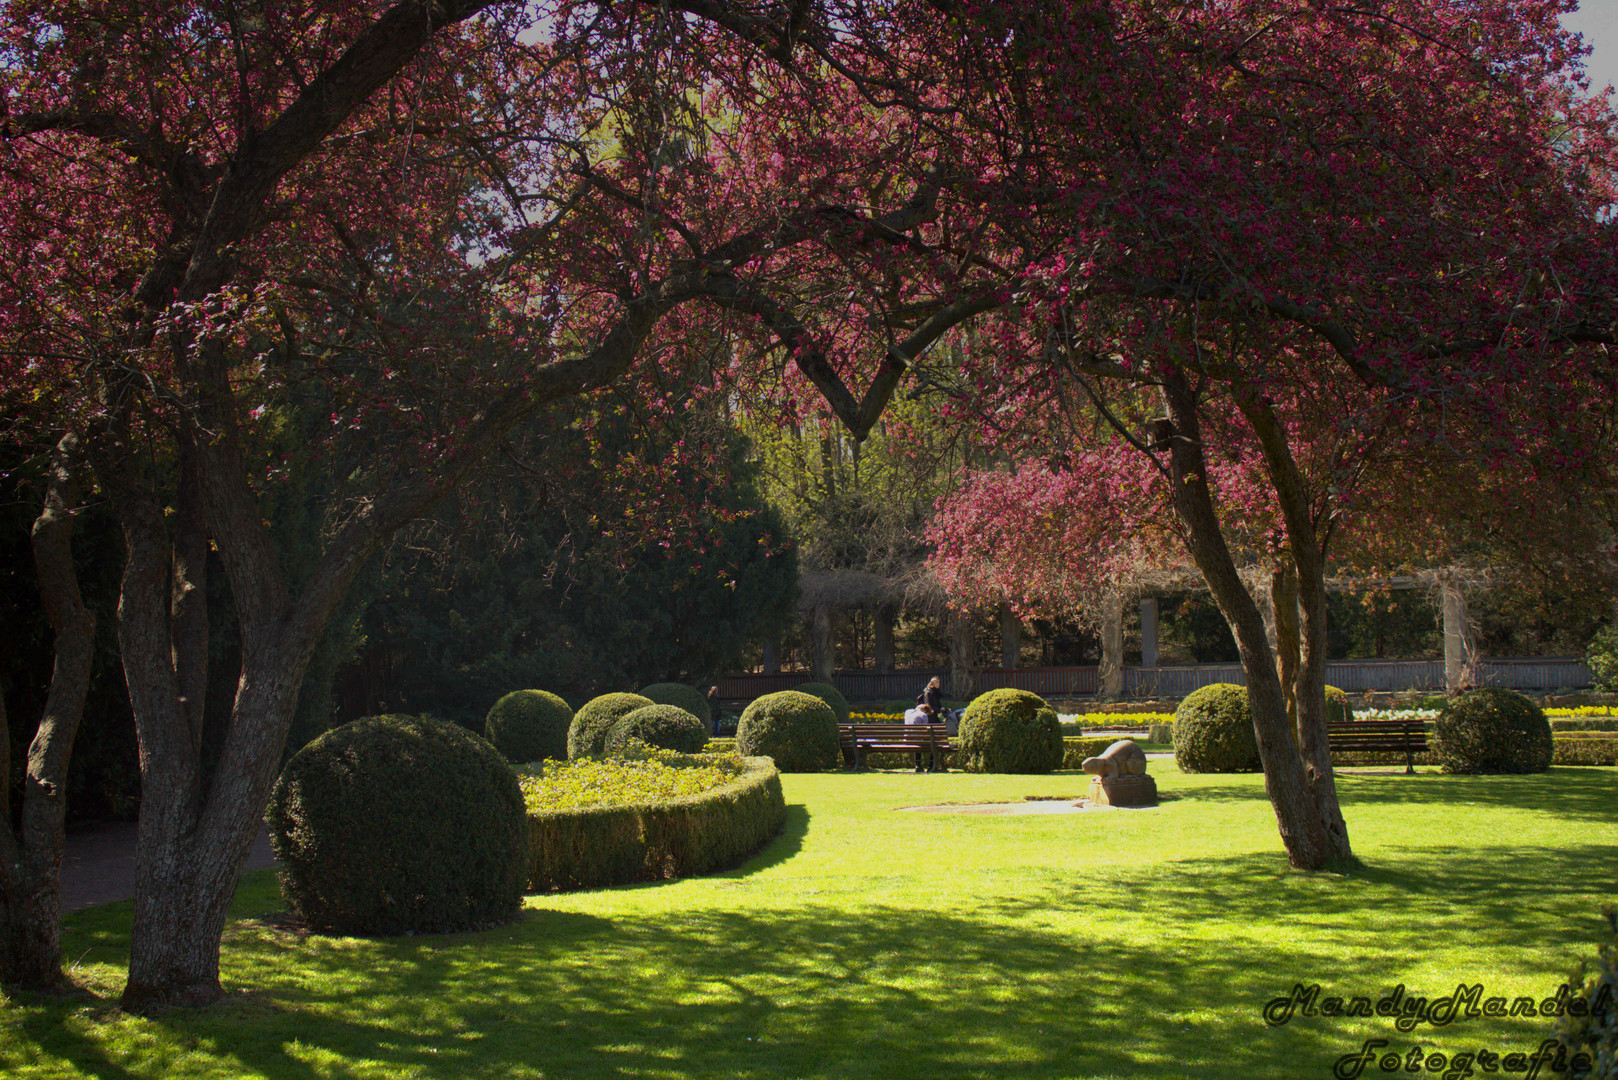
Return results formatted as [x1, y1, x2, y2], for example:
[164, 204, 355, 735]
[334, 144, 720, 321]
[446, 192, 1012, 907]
[1087, 773, 1159, 808]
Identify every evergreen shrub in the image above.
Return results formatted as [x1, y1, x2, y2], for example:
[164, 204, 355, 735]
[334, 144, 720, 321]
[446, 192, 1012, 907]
[736, 690, 840, 772]
[957, 689, 1063, 774]
[1324, 685, 1354, 724]
[792, 681, 851, 725]
[639, 682, 712, 726]
[1433, 687, 1553, 774]
[523, 752, 786, 892]
[267, 715, 527, 936]
[1173, 683, 1262, 773]
[604, 704, 710, 755]
[568, 692, 654, 759]
[484, 689, 572, 763]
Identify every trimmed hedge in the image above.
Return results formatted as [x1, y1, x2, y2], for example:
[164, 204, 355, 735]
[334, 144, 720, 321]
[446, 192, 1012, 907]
[526, 756, 786, 892]
[605, 704, 709, 755]
[793, 681, 851, 726]
[639, 682, 712, 726]
[569, 692, 655, 759]
[1433, 687, 1553, 774]
[1326, 734, 1616, 769]
[1324, 685, 1354, 724]
[267, 715, 528, 936]
[485, 689, 573, 764]
[1552, 718, 1618, 733]
[1553, 736, 1618, 767]
[1173, 683, 1261, 773]
[736, 690, 840, 772]
[957, 689, 1064, 774]
[1062, 736, 1121, 771]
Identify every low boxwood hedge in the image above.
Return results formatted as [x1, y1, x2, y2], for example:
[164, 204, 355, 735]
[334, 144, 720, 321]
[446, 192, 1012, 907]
[1551, 718, 1618, 733]
[524, 753, 786, 892]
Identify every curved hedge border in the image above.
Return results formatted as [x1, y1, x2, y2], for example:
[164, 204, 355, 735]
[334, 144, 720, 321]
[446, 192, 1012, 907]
[526, 756, 786, 892]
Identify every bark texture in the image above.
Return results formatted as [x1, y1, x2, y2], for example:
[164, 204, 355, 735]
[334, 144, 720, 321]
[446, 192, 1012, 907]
[1162, 376, 1348, 870]
[0, 435, 96, 990]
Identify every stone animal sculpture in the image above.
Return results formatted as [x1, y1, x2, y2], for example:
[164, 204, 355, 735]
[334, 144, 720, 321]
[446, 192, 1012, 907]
[1081, 739, 1148, 778]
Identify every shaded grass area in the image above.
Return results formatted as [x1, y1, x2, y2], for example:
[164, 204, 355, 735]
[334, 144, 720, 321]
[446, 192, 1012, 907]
[3, 765, 1615, 1079]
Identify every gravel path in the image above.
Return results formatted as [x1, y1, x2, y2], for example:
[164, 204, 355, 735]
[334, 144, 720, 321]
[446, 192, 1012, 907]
[60, 821, 279, 913]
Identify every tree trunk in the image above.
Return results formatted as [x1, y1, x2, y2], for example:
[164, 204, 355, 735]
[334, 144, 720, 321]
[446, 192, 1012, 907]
[1271, 561, 1301, 740]
[873, 606, 896, 674]
[948, 609, 976, 698]
[809, 605, 836, 683]
[1439, 570, 1477, 693]
[1164, 377, 1348, 870]
[998, 603, 1020, 670]
[1138, 596, 1159, 669]
[1, 435, 96, 991]
[1098, 592, 1125, 698]
[1233, 390, 1352, 865]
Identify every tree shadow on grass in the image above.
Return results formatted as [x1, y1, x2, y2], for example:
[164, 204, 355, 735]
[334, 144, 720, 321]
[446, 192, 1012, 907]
[720, 803, 808, 876]
[1333, 767, 1618, 821]
[14, 846, 1605, 1080]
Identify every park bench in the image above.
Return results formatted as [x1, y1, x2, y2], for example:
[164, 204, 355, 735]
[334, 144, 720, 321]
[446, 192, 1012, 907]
[838, 722, 955, 772]
[1325, 718, 1429, 774]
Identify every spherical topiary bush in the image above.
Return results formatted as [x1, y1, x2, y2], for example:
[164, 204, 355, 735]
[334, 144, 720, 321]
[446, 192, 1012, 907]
[568, 693, 654, 759]
[792, 681, 850, 725]
[485, 689, 573, 764]
[957, 689, 1063, 774]
[604, 704, 710, 755]
[638, 682, 712, 726]
[736, 691, 840, 772]
[267, 715, 527, 936]
[1173, 683, 1262, 773]
[1324, 685, 1354, 725]
[1433, 687, 1553, 774]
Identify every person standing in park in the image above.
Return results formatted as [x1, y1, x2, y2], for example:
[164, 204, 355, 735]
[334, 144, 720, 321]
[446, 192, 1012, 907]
[707, 686, 722, 735]
[923, 676, 944, 719]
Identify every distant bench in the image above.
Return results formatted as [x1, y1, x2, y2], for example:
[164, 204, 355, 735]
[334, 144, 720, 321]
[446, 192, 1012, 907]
[1326, 719, 1429, 774]
[838, 722, 955, 772]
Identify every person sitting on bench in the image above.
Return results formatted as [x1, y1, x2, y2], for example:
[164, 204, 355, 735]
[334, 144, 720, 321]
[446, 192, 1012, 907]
[905, 703, 935, 772]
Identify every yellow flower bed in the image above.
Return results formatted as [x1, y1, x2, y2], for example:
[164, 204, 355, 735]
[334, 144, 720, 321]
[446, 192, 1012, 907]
[1077, 712, 1175, 726]
[1546, 706, 1618, 717]
[518, 748, 746, 812]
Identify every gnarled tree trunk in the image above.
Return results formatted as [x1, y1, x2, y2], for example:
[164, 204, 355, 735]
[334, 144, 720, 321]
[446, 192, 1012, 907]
[0, 434, 96, 991]
[1162, 376, 1350, 870]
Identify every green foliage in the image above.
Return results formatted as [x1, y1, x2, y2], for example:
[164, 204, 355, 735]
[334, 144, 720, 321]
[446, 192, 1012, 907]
[1554, 737, 1618, 767]
[639, 682, 712, 726]
[1589, 626, 1618, 694]
[484, 689, 572, 764]
[522, 753, 785, 893]
[1324, 685, 1354, 724]
[957, 689, 1064, 774]
[266, 715, 528, 936]
[1173, 684, 1261, 773]
[568, 693, 654, 759]
[604, 704, 710, 755]
[1062, 736, 1123, 770]
[792, 681, 850, 725]
[735, 691, 840, 773]
[1554, 719, 1618, 733]
[1553, 905, 1618, 1079]
[519, 746, 746, 811]
[336, 403, 798, 726]
[1433, 687, 1553, 774]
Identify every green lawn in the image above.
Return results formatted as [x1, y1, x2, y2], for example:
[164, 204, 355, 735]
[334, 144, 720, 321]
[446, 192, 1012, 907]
[4, 764, 1614, 1080]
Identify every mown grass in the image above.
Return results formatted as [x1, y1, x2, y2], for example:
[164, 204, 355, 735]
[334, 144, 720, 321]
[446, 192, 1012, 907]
[3, 763, 1614, 1080]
